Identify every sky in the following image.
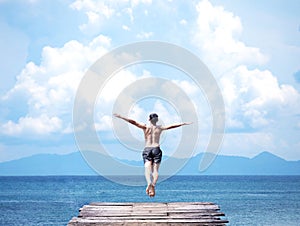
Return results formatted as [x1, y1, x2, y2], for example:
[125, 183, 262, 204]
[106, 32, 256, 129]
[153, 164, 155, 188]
[0, 0, 300, 164]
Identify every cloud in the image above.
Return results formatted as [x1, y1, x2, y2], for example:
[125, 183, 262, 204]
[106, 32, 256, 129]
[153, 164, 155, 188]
[179, 19, 187, 25]
[172, 80, 199, 97]
[97, 70, 138, 103]
[71, 1, 115, 19]
[2, 114, 62, 136]
[193, 0, 268, 74]
[136, 31, 153, 39]
[70, 0, 114, 33]
[191, 0, 300, 133]
[221, 132, 275, 157]
[221, 66, 300, 129]
[95, 115, 113, 131]
[130, 0, 152, 8]
[70, 0, 152, 34]
[1, 35, 111, 137]
[122, 25, 130, 31]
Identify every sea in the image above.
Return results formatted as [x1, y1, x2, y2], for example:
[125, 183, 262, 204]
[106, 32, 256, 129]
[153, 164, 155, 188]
[0, 175, 299, 226]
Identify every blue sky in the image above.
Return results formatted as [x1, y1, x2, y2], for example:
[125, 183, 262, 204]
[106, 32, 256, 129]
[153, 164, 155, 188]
[0, 0, 300, 163]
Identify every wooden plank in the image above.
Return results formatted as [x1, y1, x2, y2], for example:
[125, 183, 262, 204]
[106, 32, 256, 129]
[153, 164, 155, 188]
[70, 217, 229, 223]
[89, 202, 134, 206]
[78, 213, 225, 219]
[69, 218, 228, 226]
[71, 218, 228, 222]
[74, 216, 224, 221]
[68, 202, 229, 225]
[78, 211, 223, 218]
[78, 208, 225, 215]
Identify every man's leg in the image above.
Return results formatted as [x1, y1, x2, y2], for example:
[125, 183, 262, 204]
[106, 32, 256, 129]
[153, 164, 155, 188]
[144, 161, 153, 194]
[147, 163, 160, 197]
[152, 163, 160, 187]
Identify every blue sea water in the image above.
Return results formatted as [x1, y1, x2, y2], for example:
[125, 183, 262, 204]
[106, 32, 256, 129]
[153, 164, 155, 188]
[0, 176, 299, 226]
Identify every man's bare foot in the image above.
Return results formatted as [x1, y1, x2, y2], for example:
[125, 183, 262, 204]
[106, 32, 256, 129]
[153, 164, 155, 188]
[146, 184, 151, 195]
[148, 184, 155, 197]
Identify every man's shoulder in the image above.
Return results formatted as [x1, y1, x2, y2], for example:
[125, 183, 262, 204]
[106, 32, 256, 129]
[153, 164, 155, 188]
[156, 125, 163, 130]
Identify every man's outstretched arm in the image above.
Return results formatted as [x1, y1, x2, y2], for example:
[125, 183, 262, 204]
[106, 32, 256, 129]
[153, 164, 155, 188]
[161, 122, 192, 130]
[113, 113, 146, 129]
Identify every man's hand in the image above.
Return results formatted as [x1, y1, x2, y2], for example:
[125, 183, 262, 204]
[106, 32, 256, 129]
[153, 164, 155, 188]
[113, 113, 121, 118]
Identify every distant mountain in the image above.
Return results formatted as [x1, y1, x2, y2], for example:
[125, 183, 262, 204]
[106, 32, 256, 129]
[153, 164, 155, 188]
[0, 151, 299, 176]
[178, 151, 300, 175]
[0, 152, 97, 176]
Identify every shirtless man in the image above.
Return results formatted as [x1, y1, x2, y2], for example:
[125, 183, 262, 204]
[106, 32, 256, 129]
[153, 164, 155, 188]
[114, 113, 191, 197]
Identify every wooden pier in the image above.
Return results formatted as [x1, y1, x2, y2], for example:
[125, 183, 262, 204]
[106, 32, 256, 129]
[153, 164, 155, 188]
[68, 202, 229, 225]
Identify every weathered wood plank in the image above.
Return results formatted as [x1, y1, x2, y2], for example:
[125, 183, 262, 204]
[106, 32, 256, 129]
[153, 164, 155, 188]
[78, 211, 225, 217]
[89, 202, 135, 206]
[69, 219, 228, 226]
[69, 218, 228, 225]
[74, 216, 224, 221]
[71, 218, 228, 222]
[78, 214, 225, 220]
[68, 202, 229, 225]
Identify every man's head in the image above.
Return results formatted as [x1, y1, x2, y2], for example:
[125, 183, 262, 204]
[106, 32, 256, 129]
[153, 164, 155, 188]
[149, 113, 158, 122]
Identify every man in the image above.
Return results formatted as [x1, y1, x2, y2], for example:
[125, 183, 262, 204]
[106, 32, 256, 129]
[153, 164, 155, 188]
[114, 113, 191, 197]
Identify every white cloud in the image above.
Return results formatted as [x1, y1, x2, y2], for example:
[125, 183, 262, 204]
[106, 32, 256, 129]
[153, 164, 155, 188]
[122, 25, 131, 31]
[136, 31, 153, 39]
[221, 132, 276, 157]
[97, 70, 138, 104]
[1, 35, 110, 137]
[95, 115, 113, 131]
[221, 66, 300, 129]
[153, 100, 180, 124]
[193, 0, 268, 74]
[192, 1, 300, 132]
[179, 19, 187, 25]
[70, 0, 152, 33]
[71, 0, 114, 33]
[71, 0, 115, 19]
[2, 114, 62, 136]
[172, 79, 199, 97]
[130, 0, 152, 8]
[123, 7, 134, 22]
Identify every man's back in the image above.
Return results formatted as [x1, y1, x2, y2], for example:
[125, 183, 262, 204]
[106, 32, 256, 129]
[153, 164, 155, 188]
[144, 125, 162, 148]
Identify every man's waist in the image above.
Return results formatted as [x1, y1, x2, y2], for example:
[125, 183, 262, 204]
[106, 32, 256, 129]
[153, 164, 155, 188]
[144, 145, 160, 149]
